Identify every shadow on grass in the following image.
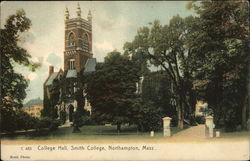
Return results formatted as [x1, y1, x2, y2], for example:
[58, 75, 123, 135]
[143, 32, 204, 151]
[219, 130, 250, 138]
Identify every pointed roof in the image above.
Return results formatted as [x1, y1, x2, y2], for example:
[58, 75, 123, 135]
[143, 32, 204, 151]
[84, 58, 96, 73]
[45, 72, 58, 86]
[66, 70, 77, 78]
[44, 69, 64, 86]
[76, 2, 81, 17]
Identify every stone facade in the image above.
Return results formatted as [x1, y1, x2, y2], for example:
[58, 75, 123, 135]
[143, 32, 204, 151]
[43, 4, 96, 124]
[64, 7, 93, 72]
[24, 105, 43, 118]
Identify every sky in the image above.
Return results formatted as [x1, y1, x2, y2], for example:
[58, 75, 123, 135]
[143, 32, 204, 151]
[1, 1, 194, 102]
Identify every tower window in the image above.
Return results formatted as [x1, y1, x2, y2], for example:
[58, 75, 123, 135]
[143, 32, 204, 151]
[68, 59, 75, 70]
[68, 33, 75, 46]
[82, 33, 89, 52]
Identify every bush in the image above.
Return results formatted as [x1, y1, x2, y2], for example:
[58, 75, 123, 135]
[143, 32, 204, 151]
[36, 117, 52, 129]
[85, 116, 99, 125]
[49, 119, 61, 131]
[223, 109, 238, 132]
[15, 111, 37, 130]
[137, 107, 162, 132]
[35, 117, 61, 131]
[1, 110, 61, 132]
[73, 107, 91, 127]
[195, 116, 205, 124]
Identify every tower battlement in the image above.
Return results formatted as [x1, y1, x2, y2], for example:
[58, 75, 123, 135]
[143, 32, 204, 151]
[64, 4, 93, 72]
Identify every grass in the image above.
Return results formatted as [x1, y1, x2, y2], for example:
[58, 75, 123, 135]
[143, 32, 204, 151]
[220, 131, 250, 138]
[1, 125, 183, 140]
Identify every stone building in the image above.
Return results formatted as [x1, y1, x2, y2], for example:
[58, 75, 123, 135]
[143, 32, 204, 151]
[195, 101, 208, 117]
[43, 4, 96, 124]
[24, 105, 43, 118]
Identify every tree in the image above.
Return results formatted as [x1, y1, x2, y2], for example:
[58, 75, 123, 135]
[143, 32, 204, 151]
[0, 10, 40, 132]
[189, 0, 249, 130]
[141, 71, 177, 123]
[85, 51, 141, 133]
[124, 16, 198, 129]
[134, 100, 162, 132]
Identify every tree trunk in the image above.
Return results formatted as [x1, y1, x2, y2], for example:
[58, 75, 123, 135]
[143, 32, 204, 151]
[247, 57, 250, 131]
[184, 95, 195, 125]
[177, 105, 182, 128]
[242, 95, 247, 130]
[117, 122, 121, 134]
[177, 101, 184, 129]
[181, 101, 185, 129]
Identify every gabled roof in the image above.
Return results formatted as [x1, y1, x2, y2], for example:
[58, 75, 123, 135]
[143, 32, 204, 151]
[84, 58, 96, 73]
[66, 70, 77, 78]
[45, 72, 58, 86]
[44, 68, 63, 86]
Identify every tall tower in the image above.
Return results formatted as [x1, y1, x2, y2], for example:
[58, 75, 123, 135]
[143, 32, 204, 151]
[64, 4, 93, 73]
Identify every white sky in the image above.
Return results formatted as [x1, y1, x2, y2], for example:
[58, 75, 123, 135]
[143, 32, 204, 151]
[1, 1, 194, 102]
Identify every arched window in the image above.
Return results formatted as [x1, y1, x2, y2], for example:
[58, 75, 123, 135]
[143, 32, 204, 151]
[68, 33, 75, 46]
[82, 33, 89, 52]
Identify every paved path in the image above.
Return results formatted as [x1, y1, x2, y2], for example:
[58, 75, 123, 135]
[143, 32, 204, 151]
[172, 124, 206, 140]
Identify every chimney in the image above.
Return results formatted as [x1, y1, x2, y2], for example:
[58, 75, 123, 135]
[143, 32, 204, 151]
[49, 66, 54, 75]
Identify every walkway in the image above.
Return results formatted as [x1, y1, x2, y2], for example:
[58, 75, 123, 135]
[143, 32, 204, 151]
[171, 124, 206, 141]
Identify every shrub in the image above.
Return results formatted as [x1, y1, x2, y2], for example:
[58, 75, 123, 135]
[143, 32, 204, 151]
[73, 107, 91, 127]
[49, 119, 61, 131]
[137, 107, 162, 132]
[195, 116, 205, 124]
[36, 117, 52, 129]
[35, 117, 61, 131]
[224, 109, 238, 132]
[14, 110, 38, 131]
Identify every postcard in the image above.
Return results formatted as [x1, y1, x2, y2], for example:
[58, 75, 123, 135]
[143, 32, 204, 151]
[1, 1, 249, 161]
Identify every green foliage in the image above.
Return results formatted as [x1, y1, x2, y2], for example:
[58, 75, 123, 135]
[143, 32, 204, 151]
[0, 9, 40, 132]
[49, 119, 61, 131]
[142, 72, 175, 116]
[36, 117, 52, 129]
[73, 106, 90, 128]
[124, 0, 249, 130]
[35, 117, 61, 131]
[136, 102, 162, 132]
[86, 51, 141, 131]
[1, 108, 38, 132]
[15, 111, 38, 131]
[189, 0, 249, 130]
[195, 116, 205, 124]
[124, 16, 198, 128]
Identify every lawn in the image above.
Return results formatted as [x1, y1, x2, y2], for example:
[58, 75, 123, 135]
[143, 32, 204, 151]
[220, 130, 250, 139]
[1, 125, 183, 140]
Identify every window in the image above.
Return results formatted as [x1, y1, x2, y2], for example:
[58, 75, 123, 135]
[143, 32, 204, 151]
[68, 59, 75, 70]
[68, 33, 75, 46]
[82, 33, 89, 52]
